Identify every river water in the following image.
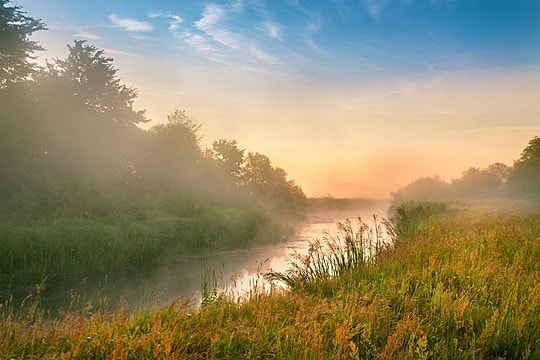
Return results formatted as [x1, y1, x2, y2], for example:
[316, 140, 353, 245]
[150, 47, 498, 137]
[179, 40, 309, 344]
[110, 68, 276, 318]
[39, 201, 389, 313]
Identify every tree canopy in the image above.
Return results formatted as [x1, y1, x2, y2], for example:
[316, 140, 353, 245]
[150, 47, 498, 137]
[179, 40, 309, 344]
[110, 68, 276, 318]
[0, 0, 45, 87]
[52, 40, 148, 125]
[508, 135, 540, 195]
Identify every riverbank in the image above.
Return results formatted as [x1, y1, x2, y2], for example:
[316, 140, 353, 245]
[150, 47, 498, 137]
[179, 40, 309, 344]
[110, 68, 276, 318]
[0, 198, 299, 301]
[1, 199, 539, 358]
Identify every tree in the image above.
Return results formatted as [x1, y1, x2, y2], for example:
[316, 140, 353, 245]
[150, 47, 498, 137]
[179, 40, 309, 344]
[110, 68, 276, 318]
[212, 139, 244, 177]
[486, 162, 511, 185]
[0, 0, 45, 87]
[241, 152, 305, 203]
[150, 109, 203, 171]
[53, 40, 147, 125]
[391, 176, 451, 202]
[507, 135, 540, 195]
[451, 167, 501, 198]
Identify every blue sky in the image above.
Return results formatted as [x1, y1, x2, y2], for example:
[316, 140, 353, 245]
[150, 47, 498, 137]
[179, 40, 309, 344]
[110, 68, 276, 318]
[20, 0, 540, 78]
[14, 0, 540, 197]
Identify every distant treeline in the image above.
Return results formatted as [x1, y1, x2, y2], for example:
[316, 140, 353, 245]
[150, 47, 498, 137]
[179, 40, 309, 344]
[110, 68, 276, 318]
[0, 5, 305, 219]
[393, 136, 540, 202]
[0, 1, 305, 292]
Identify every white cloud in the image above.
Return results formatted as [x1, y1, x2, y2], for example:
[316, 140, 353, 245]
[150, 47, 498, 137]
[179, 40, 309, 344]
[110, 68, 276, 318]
[74, 30, 100, 40]
[264, 21, 282, 40]
[193, 4, 277, 64]
[148, 11, 183, 32]
[230, 0, 244, 14]
[109, 13, 153, 32]
[195, 4, 225, 31]
[362, 0, 388, 19]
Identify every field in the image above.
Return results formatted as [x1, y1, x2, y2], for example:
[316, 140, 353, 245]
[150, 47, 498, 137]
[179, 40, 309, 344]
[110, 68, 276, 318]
[1, 200, 539, 358]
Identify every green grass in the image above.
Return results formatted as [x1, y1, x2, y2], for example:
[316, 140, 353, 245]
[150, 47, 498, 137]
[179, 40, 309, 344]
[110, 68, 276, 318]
[0, 202, 284, 298]
[1, 200, 539, 358]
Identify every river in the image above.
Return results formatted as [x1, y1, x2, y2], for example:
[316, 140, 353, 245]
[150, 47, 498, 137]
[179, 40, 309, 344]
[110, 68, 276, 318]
[38, 201, 389, 314]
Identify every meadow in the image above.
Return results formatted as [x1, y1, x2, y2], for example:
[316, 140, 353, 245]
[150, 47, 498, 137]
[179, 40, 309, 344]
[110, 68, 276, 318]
[1, 199, 538, 358]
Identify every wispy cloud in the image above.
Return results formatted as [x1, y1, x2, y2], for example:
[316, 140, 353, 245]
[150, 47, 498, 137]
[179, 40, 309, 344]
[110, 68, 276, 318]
[109, 14, 153, 32]
[362, 0, 388, 19]
[193, 4, 277, 64]
[263, 21, 282, 40]
[230, 0, 244, 14]
[148, 11, 183, 32]
[74, 30, 100, 40]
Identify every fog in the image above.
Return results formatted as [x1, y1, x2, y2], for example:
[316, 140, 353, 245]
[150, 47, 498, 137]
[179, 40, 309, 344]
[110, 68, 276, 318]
[1, 1, 539, 309]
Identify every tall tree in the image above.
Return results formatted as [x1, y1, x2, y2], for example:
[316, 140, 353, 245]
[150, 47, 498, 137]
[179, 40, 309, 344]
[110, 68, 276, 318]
[0, 0, 45, 87]
[508, 135, 540, 195]
[212, 139, 244, 177]
[53, 40, 147, 125]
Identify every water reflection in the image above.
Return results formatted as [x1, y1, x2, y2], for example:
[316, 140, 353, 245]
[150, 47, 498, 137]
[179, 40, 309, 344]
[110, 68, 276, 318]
[39, 203, 389, 313]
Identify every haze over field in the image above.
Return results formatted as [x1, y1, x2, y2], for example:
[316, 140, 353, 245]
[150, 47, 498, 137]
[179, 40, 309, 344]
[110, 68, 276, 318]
[14, 0, 540, 197]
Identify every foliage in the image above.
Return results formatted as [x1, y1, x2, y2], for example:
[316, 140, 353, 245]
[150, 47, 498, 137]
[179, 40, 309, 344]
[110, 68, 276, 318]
[212, 139, 244, 177]
[0, 0, 46, 87]
[451, 167, 501, 198]
[508, 135, 540, 195]
[0, 2, 306, 301]
[241, 152, 306, 204]
[266, 216, 387, 293]
[391, 176, 451, 202]
[393, 136, 538, 202]
[51, 40, 147, 125]
[1, 201, 538, 358]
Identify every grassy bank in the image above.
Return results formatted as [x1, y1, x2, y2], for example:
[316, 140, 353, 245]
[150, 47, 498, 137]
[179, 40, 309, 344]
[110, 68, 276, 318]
[0, 199, 289, 298]
[1, 200, 539, 358]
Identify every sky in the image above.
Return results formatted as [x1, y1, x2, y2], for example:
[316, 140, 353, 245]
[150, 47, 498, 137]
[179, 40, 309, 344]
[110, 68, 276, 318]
[14, 0, 540, 198]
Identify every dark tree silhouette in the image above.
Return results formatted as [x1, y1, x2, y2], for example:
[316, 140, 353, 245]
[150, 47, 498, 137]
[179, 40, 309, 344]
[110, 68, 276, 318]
[451, 167, 501, 198]
[0, 0, 45, 87]
[508, 135, 540, 195]
[53, 40, 147, 125]
[212, 139, 244, 177]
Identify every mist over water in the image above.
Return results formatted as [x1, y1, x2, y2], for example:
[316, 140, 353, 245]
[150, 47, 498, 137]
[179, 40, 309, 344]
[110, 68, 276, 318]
[36, 201, 389, 313]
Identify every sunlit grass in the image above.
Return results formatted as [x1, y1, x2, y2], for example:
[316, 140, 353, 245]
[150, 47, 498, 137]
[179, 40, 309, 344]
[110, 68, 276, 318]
[1, 200, 538, 358]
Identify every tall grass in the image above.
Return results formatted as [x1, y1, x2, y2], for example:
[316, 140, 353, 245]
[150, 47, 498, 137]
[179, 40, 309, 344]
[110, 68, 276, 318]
[265, 215, 389, 292]
[0, 203, 284, 299]
[1, 200, 538, 358]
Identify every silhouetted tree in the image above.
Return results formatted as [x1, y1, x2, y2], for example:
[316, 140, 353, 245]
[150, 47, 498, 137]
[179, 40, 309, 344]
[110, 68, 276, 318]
[0, 0, 46, 87]
[392, 176, 451, 202]
[212, 139, 244, 177]
[487, 162, 511, 185]
[451, 167, 501, 198]
[241, 152, 305, 204]
[53, 40, 147, 125]
[507, 135, 540, 195]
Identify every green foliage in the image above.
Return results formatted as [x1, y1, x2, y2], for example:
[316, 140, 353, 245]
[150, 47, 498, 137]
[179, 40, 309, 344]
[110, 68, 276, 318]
[241, 152, 306, 205]
[0, 33, 304, 299]
[1, 201, 538, 359]
[386, 201, 449, 240]
[266, 216, 387, 293]
[212, 139, 244, 177]
[52, 40, 147, 124]
[451, 167, 502, 198]
[508, 135, 540, 195]
[0, 0, 46, 87]
[393, 136, 538, 202]
[0, 199, 282, 297]
[391, 176, 451, 202]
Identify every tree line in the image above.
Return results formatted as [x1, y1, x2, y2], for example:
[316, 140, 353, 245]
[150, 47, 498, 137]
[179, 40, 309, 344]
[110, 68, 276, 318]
[0, 1, 305, 219]
[392, 136, 540, 202]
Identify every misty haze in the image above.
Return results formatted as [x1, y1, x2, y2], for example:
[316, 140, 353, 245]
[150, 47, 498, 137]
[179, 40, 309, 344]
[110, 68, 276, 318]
[1, 0, 539, 358]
